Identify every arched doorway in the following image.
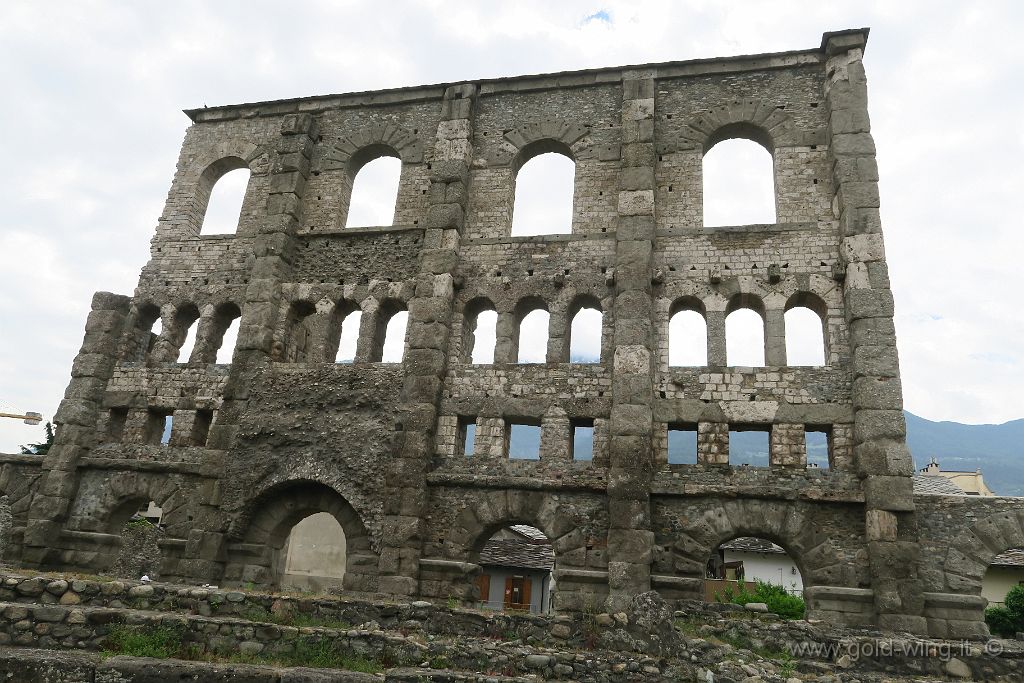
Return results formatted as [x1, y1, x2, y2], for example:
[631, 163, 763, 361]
[225, 481, 377, 594]
[706, 536, 805, 618]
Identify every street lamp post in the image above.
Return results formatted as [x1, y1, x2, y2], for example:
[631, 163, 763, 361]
[0, 411, 42, 425]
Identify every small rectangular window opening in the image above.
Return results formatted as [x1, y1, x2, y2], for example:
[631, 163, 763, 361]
[192, 409, 214, 447]
[508, 422, 541, 460]
[459, 417, 477, 457]
[571, 419, 594, 461]
[145, 409, 172, 446]
[667, 424, 698, 465]
[728, 425, 770, 467]
[805, 425, 831, 470]
[107, 407, 128, 443]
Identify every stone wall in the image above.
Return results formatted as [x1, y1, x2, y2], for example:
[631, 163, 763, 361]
[7, 28, 1016, 639]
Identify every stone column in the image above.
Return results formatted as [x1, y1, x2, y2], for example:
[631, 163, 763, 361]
[698, 422, 729, 465]
[823, 30, 926, 634]
[770, 423, 806, 468]
[605, 72, 657, 610]
[179, 113, 317, 581]
[764, 308, 787, 366]
[22, 292, 132, 566]
[706, 310, 727, 366]
[377, 84, 477, 597]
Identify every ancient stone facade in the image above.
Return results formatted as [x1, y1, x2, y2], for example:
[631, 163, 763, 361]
[4, 28, 1023, 639]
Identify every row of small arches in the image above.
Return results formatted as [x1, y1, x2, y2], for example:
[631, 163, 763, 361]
[126, 287, 828, 369]
[196, 132, 777, 236]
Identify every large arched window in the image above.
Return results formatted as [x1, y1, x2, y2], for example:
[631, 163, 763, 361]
[516, 301, 549, 364]
[568, 299, 602, 363]
[785, 293, 828, 366]
[200, 164, 250, 235]
[669, 298, 707, 366]
[703, 133, 775, 227]
[725, 296, 766, 367]
[511, 147, 575, 237]
[346, 154, 401, 228]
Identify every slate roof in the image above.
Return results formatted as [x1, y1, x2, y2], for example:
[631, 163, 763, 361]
[720, 537, 786, 554]
[913, 474, 967, 495]
[479, 538, 555, 571]
[991, 548, 1024, 568]
[510, 525, 548, 541]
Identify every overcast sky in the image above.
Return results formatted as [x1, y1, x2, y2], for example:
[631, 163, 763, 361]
[1, 1, 1022, 452]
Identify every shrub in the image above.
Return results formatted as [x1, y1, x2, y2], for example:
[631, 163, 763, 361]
[717, 581, 805, 620]
[986, 584, 1024, 638]
[985, 606, 1019, 638]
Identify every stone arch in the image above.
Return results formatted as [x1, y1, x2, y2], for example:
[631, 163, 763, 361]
[565, 293, 604, 363]
[192, 301, 242, 364]
[678, 100, 801, 153]
[324, 297, 362, 363]
[224, 480, 378, 592]
[77, 472, 189, 538]
[150, 302, 201, 364]
[181, 141, 271, 237]
[784, 291, 830, 365]
[513, 295, 550, 364]
[122, 301, 163, 362]
[316, 125, 424, 173]
[665, 500, 866, 599]
[942, 509, 1024, 598]
[273, 299, 317, 363]
[460, 296, 498, 364]
[490, 119, 591, 170]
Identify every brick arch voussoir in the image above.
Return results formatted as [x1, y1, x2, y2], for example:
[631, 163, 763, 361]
[489, 118, 590, 168]
[943, 512, 1024, 593]
[315, 124, 424, 172]
[678, 100, 799, 152]
[186, 140, 272, 183]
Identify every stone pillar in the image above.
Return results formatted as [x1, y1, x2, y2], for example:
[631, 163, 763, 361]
[493, 311, 517, 364]
[823, 30, 926, 633]
[764, 308, 787, 366]
[770, 423, 806, 468]
[378, 84, 477, 597]
[605, 72, 657, 611]
[23, 291, 132, 566]
[698, 422, 729, 465]
[179, 113, 318, 581]
[540, 407, 571, 462]
[706, 310, 727, 366]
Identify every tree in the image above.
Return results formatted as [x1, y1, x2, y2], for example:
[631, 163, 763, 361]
[19, 421, 54, 455]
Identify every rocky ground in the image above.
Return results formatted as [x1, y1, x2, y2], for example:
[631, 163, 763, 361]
[0, 570, 1018, 682]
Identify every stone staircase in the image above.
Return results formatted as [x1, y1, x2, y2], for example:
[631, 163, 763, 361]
[0, 571, 1019, 682]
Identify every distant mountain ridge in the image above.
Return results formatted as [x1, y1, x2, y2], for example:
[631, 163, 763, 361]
[905, 411, 1024, 497]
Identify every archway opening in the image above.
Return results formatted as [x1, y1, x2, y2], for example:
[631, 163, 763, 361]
[569, 306, 601, 363]
[517, 309, 549, 363]
[278, 512, 348, 593]
[706, 536, 804, 618]
[201, 167, 250, 235]
[380, 310, 408, 363]
[511, 152, 575, 236]
[725, 308, 765, 367]
[703, 138, 775, 227]
[470, 309, 497, 364]
[669, 308, 707, 367]
[108, 499, 164, 580]
[785, 306, 826, 366]
[347, 156, 401, 228]
[335, 309, 362, 363]
[475, 525, 553, 613]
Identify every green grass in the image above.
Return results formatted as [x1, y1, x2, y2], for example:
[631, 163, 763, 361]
[102, 624, 382, 673]
[102, 624, 184, 659]
[235, 605, 351, 630]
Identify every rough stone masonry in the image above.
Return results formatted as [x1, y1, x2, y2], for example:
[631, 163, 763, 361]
[2, 27, 1022, 639]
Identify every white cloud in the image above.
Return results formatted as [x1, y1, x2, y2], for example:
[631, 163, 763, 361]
[0, 1, 1022, 454]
